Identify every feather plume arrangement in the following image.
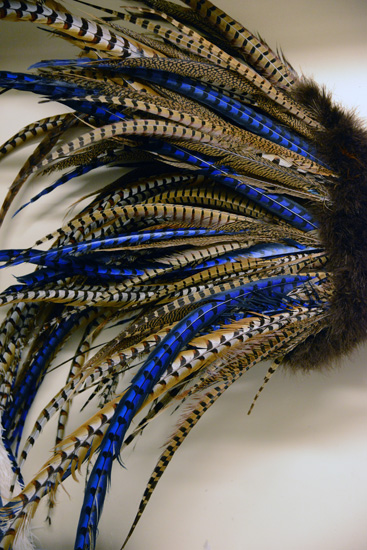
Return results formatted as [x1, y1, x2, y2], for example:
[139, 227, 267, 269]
[0, 1, 366, 549]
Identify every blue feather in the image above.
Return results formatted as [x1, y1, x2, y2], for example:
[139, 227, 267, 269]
[27, 62, 322, 164]
[146, 141, 318, 231]
[0, 228, 245, 268]
[0, 71, 127, 122]
[3, 311, 85, 450]
[74, 274, 314, 549]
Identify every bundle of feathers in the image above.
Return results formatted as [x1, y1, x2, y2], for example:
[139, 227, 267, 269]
[0, 0, 366, 548]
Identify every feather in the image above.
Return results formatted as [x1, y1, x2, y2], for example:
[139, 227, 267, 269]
[0, 1, 366, 549]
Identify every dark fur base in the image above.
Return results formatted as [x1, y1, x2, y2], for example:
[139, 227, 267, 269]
[284, 78, 367, 369]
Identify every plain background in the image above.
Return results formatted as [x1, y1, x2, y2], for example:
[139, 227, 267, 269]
[0, 1, 367, 549]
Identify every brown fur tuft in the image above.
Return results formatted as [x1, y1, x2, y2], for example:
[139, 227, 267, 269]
[284, 78, 367, 369]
